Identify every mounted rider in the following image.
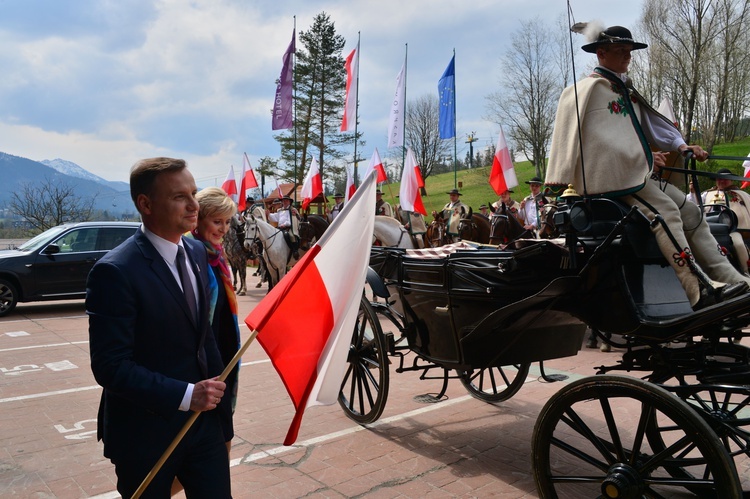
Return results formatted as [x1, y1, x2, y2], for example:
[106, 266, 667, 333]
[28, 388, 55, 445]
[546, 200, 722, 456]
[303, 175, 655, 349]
[491, 189, 523, 224]
[328, 193, 345, 222]
[267, 195, 301, 260]
[439, 189, 469, 242]
[519, 177, 549, 234]
[545, 24, 750, 309]
[242, 195, 266, 222]
[375, 189, 394, 218]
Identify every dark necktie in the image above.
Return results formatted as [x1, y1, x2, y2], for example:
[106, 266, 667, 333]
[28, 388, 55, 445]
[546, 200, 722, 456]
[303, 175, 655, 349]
[176, 246, 198, 324]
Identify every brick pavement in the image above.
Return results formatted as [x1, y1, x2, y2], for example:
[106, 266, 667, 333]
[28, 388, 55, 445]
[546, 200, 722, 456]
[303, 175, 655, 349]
[1, 286, 749, 498]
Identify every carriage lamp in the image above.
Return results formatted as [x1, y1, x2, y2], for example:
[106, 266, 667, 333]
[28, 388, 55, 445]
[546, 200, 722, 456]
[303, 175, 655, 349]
[705, 207, 738, 232]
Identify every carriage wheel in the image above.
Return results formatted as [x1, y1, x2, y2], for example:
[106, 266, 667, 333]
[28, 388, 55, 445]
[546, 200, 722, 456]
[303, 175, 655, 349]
[459, 363, 530, 402]
[646, 383, 750, 494]
[532, 375, 741, 499]
[337, 296, 390, 424]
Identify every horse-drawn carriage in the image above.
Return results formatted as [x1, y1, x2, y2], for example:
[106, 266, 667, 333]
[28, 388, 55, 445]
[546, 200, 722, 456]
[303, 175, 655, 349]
[339, 193, 750, 497]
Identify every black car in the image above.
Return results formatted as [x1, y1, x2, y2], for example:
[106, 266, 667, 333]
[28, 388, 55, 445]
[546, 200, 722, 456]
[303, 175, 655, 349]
[0, 221, 140, 316]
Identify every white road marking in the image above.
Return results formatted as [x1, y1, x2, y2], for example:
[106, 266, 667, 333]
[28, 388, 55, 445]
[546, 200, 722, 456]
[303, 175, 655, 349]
[3, 331, 29, 337]
[0, 385, 100, 403]
[0, 341, 88, 353]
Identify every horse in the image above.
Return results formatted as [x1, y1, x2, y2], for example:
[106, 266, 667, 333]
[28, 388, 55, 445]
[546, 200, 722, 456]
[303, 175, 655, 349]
[223, 214, 249, 295]
[457, 213, 491, 244]
[373, 215, 415, 248]
[488, 203, 534, 246]
[299, 214, 329, 252]
[537, 203, 560, 239]
[393, 205, 427, 248]
[243, 218, 300, 290]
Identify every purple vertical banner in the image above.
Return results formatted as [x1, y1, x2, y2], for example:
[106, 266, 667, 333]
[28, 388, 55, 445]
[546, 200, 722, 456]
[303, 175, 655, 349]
[272, 30, 296, 130]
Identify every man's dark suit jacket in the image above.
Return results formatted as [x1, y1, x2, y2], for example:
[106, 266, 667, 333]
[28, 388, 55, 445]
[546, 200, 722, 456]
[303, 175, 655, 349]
[87, 229, 224, 462]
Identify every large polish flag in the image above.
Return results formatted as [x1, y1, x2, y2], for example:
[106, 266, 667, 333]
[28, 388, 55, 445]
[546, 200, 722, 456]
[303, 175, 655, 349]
[221, 165, 238, 203]
[245, 171, 377, 445]
[344, 165, 356, 202]
[363, 148, 387, 183]
[489, 126, 518, 196]
[340, 47, 359, 132]
[399, 148, 427, 216]
[300, 158, 323, 210]
[238, 154, 259, 212]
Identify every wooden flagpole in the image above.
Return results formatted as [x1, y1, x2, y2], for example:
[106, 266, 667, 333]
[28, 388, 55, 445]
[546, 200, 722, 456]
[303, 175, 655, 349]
[131, 329, 260, 499]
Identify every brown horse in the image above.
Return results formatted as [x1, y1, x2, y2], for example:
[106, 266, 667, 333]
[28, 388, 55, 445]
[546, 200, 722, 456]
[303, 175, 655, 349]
[457, 213, 491, 244]
[489, 203, 534, 246]
[537, 204, 560, 239]
[299, 214, 329, 251]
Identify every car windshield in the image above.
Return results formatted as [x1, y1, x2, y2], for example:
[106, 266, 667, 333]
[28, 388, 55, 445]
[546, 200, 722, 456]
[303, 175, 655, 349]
[16, 226, 70, 252]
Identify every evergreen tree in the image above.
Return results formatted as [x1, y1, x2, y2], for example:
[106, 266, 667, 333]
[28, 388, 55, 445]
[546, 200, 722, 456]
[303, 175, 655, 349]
[274, 12, 351, 188]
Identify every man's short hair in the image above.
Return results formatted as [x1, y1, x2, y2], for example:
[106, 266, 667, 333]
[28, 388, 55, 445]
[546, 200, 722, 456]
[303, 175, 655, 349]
[130, 157, 187, 210]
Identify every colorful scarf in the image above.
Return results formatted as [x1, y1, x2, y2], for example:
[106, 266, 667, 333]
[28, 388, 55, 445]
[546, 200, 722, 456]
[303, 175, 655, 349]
[186, 230, 240, 340]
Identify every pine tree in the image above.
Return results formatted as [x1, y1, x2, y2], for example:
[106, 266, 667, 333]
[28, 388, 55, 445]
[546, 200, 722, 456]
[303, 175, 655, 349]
[274, 12, 351, 189]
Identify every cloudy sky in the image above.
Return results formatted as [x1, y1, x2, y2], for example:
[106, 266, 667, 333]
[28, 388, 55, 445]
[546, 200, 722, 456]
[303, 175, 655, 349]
[0, 0, 643, 189]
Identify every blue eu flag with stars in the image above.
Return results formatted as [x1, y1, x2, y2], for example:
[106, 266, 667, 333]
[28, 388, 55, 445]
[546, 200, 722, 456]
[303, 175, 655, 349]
[438, 55, 455, 140]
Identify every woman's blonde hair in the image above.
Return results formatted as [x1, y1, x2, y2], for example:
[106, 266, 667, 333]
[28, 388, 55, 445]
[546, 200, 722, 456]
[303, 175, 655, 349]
[195, 187, 237, 220]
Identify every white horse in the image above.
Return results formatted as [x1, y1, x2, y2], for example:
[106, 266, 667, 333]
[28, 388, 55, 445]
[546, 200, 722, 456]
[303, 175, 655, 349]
[243, 216, 299, 290]
[373, 216, 415, 249]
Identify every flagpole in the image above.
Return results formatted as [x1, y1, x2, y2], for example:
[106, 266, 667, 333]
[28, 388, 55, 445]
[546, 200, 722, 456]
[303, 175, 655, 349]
[131, 330, 260, 499]
[353, 32, 361, 188]
[452, 48, 457, 190]
[293, 16, 298, 204]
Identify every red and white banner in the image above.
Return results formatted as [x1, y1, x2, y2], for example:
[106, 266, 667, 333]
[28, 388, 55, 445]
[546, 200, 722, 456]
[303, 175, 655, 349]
[364, 148, 387, 183]
[344, 165, 356, 202]
[245, 171, 377, 445]
[742, 154, 750, 190]
[399, 148, 427, 216]
[387, 63, 406, 149]
[238, 154, 259, 211]
[221, 164, 238, 202]
[340, 47, 359, 132]
[300, 158, 323, 210]
[489, 126, 518, 196]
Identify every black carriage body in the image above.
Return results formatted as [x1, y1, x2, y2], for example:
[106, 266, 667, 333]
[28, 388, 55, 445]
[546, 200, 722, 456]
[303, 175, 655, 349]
[369, 242, 586, 370]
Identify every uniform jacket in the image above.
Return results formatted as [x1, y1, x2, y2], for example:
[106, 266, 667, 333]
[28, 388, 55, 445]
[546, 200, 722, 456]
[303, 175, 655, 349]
[546, 69, 657, 197]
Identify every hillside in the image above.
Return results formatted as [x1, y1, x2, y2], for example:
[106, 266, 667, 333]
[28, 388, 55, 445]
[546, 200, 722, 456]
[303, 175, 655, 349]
[377, 137, 750, 211]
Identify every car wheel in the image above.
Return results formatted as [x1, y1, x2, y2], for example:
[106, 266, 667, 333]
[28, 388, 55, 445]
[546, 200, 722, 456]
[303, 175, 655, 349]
[0, 279, 19, 317]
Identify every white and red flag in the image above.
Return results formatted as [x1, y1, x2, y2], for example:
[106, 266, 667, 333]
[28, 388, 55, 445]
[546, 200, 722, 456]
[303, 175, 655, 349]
[238, 153, 259, 212]
[489, 126, 518, 196]
[245, 171, 377, 445]
[300, 158, 323, 211]
[742, 154, 750, 190]
[657, 97, 679, 129]
[387, 62, 406, 149]
[340, 46, 359, 132]
[364, 148, 387, 183]
[344, 165, 356, 202]
[399, 148, 427, 216]
[221, 165, 238, 203]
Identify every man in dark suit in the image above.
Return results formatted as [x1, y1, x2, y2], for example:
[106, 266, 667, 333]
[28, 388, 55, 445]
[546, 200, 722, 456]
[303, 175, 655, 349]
[87, 157, 231, 497]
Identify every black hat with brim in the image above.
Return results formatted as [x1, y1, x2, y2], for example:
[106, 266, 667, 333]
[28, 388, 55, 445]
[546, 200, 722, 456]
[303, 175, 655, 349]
[526, 177, 543, 184]
[333, 193, 344, 198]
[717, 168, 733, 176]
[446, 189, 462, 196]
[581, 25, 648, 54]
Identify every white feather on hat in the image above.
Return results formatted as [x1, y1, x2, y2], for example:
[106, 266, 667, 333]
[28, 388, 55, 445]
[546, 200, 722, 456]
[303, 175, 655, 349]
[582, 20, 605, 42]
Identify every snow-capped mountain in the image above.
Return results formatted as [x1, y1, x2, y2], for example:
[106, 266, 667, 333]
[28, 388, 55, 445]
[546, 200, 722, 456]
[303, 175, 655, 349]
[41, 158, 130, 192]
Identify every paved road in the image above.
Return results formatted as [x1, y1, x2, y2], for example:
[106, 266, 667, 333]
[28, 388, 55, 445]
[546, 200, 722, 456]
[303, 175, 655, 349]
[1, 284, 748, 498]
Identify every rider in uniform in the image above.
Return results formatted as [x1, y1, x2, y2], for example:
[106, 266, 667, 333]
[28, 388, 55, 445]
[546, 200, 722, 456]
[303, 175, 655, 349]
[545, 24, 750, 309]
[440, 189, 469, 243]
[328, 193, 345, 222]
[519, 177, 549, 234]
[491, 189, 523, 224]
[375, 190, 394, 218]
[267, 195, 301, 260]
